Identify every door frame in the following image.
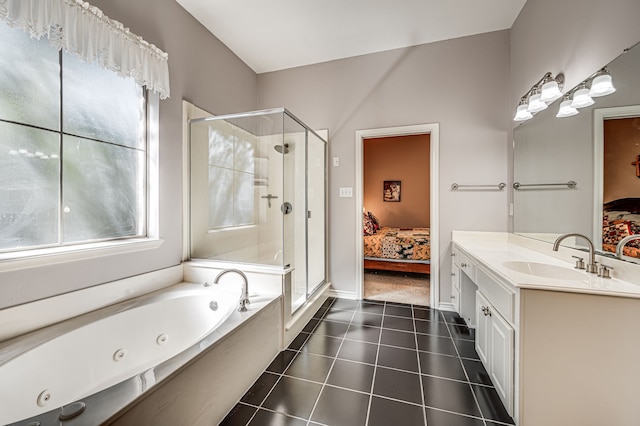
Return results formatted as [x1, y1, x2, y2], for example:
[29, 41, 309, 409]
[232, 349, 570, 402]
[355, 123, 440, 308]
[593, 105, 640, 251]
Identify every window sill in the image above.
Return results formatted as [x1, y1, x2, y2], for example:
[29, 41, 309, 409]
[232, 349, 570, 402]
[0, 238, 164, 273]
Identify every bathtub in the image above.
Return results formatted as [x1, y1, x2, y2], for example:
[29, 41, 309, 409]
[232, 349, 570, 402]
[0, 280, 277, 425]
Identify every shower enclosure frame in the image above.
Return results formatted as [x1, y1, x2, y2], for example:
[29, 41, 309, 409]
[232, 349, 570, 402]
[186, 107, 328, 314]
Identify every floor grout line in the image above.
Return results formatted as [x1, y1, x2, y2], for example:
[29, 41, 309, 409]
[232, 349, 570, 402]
[363, 301, 387, 426]
[411, 303, 429, 426]
[226, 297, 514, 426]
[305, 301, 358, 425]
[443, 313, 488, 425]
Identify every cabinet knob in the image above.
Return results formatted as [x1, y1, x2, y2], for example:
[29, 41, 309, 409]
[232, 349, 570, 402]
[451, 295, 456, 300]
[451, 272, 456, 276]
[461, 262, 468, 268]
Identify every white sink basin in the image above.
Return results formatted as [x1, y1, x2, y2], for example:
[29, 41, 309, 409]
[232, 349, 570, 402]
[502, 261, 586, 280]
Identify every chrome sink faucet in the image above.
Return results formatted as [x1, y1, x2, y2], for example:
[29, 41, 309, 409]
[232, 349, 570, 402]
[615, 234, 640, 259]
[553, 233, 598, 273]
[212, 269, 250, 312]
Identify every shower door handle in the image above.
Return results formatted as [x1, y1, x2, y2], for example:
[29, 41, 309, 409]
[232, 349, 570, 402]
[261, 194, 278, 208]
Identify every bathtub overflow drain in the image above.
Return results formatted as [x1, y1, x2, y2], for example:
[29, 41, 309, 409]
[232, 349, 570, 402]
[156, 334, 169, 345]
[209, 300, 219, 311]
[113, 348, 127, 362]
[37, 389, 52, 407]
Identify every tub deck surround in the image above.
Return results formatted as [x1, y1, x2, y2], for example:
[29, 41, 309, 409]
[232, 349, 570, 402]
[452, 231, 640, 298]
[0, 265, 184, 342]
[0, 281, 280, 426]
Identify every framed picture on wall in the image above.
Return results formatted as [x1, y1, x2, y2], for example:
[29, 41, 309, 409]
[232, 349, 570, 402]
[383, 180, 401, 202]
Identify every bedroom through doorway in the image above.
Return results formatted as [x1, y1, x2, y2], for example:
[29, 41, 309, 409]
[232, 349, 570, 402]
[362, 133, 431, 306]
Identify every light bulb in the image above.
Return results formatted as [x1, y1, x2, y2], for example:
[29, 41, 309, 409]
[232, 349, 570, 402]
[588, 74, 616, 97]
[514, 104, 533, 121]
[527, 93, 548, 113]
[540, 80, 562, 102]
[570, 87, 594, 109]
[556, 99, 579, 118]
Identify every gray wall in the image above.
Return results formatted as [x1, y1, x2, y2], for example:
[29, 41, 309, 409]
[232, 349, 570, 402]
[508, 0, 640, 233]
[0, 0, 257, 308]
[257, 30, 512, 303]
[510, 0, 640, 117]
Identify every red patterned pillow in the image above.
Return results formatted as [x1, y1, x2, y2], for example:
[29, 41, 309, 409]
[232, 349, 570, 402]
[368, 211, 380, 231]
[603, 221, 631, 245]
[363, 213, 375, 236]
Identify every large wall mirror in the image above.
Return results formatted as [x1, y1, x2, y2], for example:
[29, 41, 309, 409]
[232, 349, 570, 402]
[513, 40, 640, 265]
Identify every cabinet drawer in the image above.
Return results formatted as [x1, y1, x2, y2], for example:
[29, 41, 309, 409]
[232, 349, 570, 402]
[476, 267, 514, 323]
[453, 248, 477, 282]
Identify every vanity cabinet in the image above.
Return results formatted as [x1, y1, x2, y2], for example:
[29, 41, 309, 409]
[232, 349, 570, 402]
[453, 243, 516, 418]
[474, 274, 515, 416]
[452, 232, 640, 426]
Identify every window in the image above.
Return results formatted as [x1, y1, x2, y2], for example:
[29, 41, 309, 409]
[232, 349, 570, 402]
[207, 124, 257, 229]
[0, 21, 147, 253]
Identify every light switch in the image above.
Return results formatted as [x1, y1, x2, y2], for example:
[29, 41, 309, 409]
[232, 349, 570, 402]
[333, 156, 340, 167]
[339, 187, 353, 198]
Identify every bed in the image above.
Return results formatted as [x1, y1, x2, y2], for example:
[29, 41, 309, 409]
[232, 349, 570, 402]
[363, 215, 431, 274]
[602, 198, 640, 259]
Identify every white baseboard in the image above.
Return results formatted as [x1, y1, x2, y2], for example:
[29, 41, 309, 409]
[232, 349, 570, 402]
[328, 289, 358, 300]
[437, 302, 455, 312]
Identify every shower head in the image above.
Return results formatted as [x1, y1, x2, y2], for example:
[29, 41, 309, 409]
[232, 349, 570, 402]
[274, 143, 290, 154]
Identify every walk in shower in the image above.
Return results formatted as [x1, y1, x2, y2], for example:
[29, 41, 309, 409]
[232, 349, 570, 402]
[189, 108, 327, 313]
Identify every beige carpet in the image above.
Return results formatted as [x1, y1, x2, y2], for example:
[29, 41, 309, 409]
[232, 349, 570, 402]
[364, 270, 430, 306]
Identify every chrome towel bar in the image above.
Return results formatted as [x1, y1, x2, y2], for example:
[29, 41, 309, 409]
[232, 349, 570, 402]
[513, 180, 577, 190]
[451, 183, 506, 191]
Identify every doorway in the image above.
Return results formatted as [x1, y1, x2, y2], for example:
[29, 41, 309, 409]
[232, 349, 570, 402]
[355, 123, 440, 308]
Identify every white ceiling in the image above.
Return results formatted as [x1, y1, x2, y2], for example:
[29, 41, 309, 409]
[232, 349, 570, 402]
[176, 0, 527, 74]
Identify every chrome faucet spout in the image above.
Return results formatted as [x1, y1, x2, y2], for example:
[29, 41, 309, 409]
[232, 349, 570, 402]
[615, 234, 640, 259]
[213, 269, 250, 312]
[553, 233, 597, 273]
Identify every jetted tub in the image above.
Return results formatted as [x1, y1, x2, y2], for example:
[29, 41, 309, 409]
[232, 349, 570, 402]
[0, 281, 255, 425]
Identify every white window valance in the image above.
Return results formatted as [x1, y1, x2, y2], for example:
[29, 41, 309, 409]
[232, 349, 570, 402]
[0, 0, 170, 99]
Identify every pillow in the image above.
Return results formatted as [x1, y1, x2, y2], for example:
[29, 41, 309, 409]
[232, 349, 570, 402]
[367, 211, 380, 231]
[363, 213, 376, 236]
[603, 220, 632, 245]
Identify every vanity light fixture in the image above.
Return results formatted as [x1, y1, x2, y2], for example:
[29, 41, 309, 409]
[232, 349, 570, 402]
[514, 98, 534, 121]
[555, 94, 579, 118]
[556, 68, 617, 118]
[570, 83, 595, 109]
[588, 68, 616, 97]
[513, 72, 564, 122]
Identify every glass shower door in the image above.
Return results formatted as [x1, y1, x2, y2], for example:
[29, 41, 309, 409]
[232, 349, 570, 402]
[306, 131, 326, 296]
[282, 114, 307, 313]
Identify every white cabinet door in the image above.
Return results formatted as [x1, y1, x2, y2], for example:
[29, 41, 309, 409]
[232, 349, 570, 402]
[475, 290, 491, 366]
[451, 282, 460, 313]
[490, 307, 514, 414]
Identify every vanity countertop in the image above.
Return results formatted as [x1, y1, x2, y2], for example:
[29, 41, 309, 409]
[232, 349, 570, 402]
[452, 231, 640, 299]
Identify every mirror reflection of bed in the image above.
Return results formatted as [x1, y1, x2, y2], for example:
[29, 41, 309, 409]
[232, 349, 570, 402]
[602, 117, 640, 258]
[363, 134, 430, 306]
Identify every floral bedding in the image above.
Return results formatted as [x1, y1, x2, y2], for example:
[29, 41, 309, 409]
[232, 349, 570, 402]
[602, 211, 640, 259]
[364, 227, 431, 261]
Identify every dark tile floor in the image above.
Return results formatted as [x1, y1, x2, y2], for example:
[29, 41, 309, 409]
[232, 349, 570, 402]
[221, 298, 514, 426]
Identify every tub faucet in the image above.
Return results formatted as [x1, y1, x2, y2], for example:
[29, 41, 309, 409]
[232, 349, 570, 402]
[213, 269, 250, 312]
[553, 233, 597, 273]
[615, 234, 640, 259]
